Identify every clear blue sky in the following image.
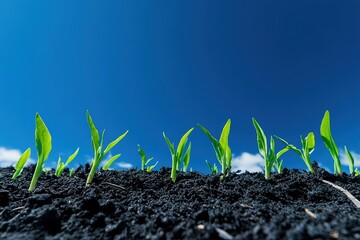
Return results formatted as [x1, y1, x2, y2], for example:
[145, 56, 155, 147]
[1, 0, 360, 173]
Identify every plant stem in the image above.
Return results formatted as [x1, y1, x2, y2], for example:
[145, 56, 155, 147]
[264, 166, 270, 180]
[334, 155, 342, 174]
[86, 159, 100, 187]
[28, 163, 43, 191]
[171, 155, 177, 182]
[141, 160, 145, 171]
[12, 170, 21, 179]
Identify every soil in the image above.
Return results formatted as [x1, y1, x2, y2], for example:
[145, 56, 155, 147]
[1, 163, 360, 240]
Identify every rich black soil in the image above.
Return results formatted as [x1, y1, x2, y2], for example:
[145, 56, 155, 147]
[1, 163, 360, 240]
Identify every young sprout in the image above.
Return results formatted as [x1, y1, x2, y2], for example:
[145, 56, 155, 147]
[198, 119, 232, 176]
[345, 146, 354, 174]
[29, 113, 52, 191]
[275, 132, 315, 173]
[69, 168, 75, 177]
[252, 118, 289, 180]
[86, 111, 128, 187]
[182, 142, 191, 172]
[55, 148, 79, 177]
[205, 159, 218, 174]
[138, 144, 158, 172]
[320, 110, 342, 174]
[344, 146, 360, 176]
[103, 154, 121, 170]
[12, 148, 31, 179]
[273, 157, 284, 174]
[163, 128, 194, 182]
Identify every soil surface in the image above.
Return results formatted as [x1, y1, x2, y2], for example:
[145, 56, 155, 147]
[1, 163, 360, 240]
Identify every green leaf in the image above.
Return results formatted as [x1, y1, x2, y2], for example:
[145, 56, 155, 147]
[163, 132, 175, 155]
[55, 156, 62, 176]
[345, 146, 355, 174]
[69, 168, 75, 177]
[65, 148, 80, 166]
[15, 148, 31, 171]
[213, 163, 218, 174]
[320, 110, 342, 174]
[145, 157, 154, 165]
[274, 135, 289, 146]
[226, 145, 232, 165]
[138, 144, 146, 159]
[320, 110, 339, 157]
[176, 128, 194, 159]
[183, 142, 192, 171]
[100, 130, 106, 151]
[146, 161, 158, 172]
[276, 146, 290, 160]
[103, 154, 121, 170]
[275, 159, 283, 173]
[138, 144, 147, 170]
[35, 113, 52, 164]
[252, 118, 267, 158]
[205, 160, 218, 174]
[198, 124, 223, 162]
[205, 160, 212, 172]
[268, 136, 276, 166]
[12, 148, 31, 179]
[103, 130, 129, 156]
[29, 113, 52, 191]
[87, 111, 100, 154]
[219, 119, 231, 151]
[306, 132, 315, 151]
[275, 135, 302, 157]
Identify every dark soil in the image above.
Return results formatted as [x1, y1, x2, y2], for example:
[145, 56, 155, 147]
[1, 163, 360, 240]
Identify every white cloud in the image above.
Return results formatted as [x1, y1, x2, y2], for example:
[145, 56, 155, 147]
[0, 147, 35, 167]
[231, 152, 264, 173]
[117, 161, 133, 169]
[340, 150, 360, 167]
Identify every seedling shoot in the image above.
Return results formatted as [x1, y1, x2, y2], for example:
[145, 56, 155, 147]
[29, 113, 52, 191]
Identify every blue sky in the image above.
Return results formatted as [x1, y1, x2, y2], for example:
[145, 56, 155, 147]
[1, 0, 360, 174]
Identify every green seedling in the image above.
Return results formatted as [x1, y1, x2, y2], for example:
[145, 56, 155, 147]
[12, 148, 31, 179]
[252, 118, 289, 179]
[205, 159, 218, 174]
[55, 148, 79, 177]
[29, 113, 52, 191]
[69, 168, 75, 177]
[163, 128, 194, 182]
[275, 132, 315, 173]
[138, 144, 158, 172]
[182, 142, 191, 172]
[273, 157, 284, 174]
[198, 119, 232, 176]
[344, 146, 360, 175]
[86, 111, 128, 187]
[345, 146, 354, 174]
[320, 110, 342, 174]
[103, 154, 121, 170]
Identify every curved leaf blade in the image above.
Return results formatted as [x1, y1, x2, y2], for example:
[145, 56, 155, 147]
[86, 111, 100, 153]
[103, 130, 129, 156]
[15, 148, 31, 170]
[103, 154, 121, 170]
[35, 113, 52, 164]
[176, 128, 194, 158]
[219, 119, 231, 150]
[252, 118, 267, 158]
